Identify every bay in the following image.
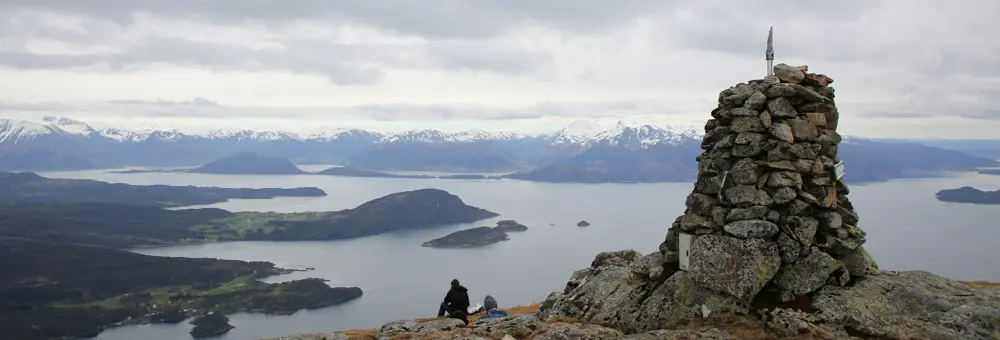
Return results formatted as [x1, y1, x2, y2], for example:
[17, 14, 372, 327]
[33, 168, 1000, 340]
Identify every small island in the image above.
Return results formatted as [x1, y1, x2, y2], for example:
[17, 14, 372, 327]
[422, 220, 529, 248]
[577, 220, 591, 227]
[495, 220, 529, 232]
[189, 313, 233, 338]
[189, 152, 306, 175]
[936, 186, 1000, 204]
[422, 226, 510, 248]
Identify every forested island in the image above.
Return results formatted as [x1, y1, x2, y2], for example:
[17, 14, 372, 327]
[936, 186, 1000, 204]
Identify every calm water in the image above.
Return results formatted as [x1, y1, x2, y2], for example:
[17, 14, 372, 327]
[34, 167, 1000, 340]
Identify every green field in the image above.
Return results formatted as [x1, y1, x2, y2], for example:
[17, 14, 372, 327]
[188, 211, 328, 239]
[50, 276, 259, 309]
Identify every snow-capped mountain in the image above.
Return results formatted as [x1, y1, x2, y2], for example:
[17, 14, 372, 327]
[0, 119, 59, 144]
[0, 116, 700, 148]
[549, 119, 702, 149]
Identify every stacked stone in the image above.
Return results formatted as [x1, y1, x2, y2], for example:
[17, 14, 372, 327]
[659, 63, 873, 302]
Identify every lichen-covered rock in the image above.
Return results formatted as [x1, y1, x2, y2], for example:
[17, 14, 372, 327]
[837, 246, 875, 277]
[743, 91, 767, 110]
[688, 235, 781, 300]
[768, 122, 794, 143]
[722, 185, 773, 207]
[624, 327, 735, 339]
[531, 323, 624, 340]
[537, 250, 644, 322]
[730, 116, 766, 133]
[772, 187, 797, 205]
[375, 318, 467, 340]
[764, 308, 839, 338]
[472, 315, 539, 339]
[262, 333, 350, 340]
[811, 271, 1000, 340]
[788, 118, 819, 141]
[538, 251, 743, 334]
[766, 97, 798, 118]
[723, 220, 778, 239]
[725, 206, 769, 222]
[773, 248, 842, 295]
[776, 232, 801, 263]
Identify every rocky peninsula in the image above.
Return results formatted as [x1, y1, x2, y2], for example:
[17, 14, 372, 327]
[0, 241, 363, 340]
[266, 63, 1000, 340]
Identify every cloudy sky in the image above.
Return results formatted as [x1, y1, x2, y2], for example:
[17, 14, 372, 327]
[0, 0, 998, 137]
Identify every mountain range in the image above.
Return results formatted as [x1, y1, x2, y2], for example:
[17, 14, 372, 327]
[1, 116, 997, 183]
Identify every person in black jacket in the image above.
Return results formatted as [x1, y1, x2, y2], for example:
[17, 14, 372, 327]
[436, 279, 470, 325]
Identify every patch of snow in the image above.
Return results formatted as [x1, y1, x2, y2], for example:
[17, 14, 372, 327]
[41, 116, 97, 137]
[0, 119, 55, 144]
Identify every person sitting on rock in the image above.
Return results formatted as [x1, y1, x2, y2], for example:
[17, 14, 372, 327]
[437, 279, 470, 325]
[479, 295, 508, 319]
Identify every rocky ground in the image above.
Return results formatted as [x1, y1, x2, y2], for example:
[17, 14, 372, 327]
[262, 251, 1000, 340]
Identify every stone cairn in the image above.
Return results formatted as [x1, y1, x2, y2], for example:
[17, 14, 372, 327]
[659, 63, 872, 303]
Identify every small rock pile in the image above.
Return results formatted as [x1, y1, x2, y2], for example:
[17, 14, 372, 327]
[659, 63, 873, 302]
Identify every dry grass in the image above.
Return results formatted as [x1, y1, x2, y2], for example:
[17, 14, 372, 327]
[337, 303, 541, 340]
[962, 281, 1000, 288]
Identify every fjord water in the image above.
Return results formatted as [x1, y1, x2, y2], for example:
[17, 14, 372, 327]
[36, 167, 1000, 340]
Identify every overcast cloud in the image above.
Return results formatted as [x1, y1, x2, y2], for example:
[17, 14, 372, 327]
[0, 0, 998, 138]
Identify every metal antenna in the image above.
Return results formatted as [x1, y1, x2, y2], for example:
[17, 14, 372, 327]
[766, 26, 774, 77]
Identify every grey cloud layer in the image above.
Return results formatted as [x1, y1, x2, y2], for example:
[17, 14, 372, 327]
[0, 98, 677, 121]
[1, 0, 671, 38]
[1, 0, 999, 122]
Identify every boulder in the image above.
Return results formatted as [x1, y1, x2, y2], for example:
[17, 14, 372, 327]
[723, 185, 774, 207]
[730, 117, 766, 133]
[836, 246, 876, 277]
[375, 318, 467, 340]
[773, 63, 805, 83]
[472, 315, 539, 339]
[776, 232, 801, 263]
[768, 122, 794, 144]
[723, 220, 779, 239]
[772, 187, 797, 205]
[787, 118, 819, 141]
[772, 248, 842, 295]
[688, 235, 781, 300]
[766, 97, 798, 118]
[538, 251, 744, 334]
[725, 206, 769, 222]
[743, 91, 767, 110]
[531, 323, 624, 340]
[801, 73, 834, 87]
